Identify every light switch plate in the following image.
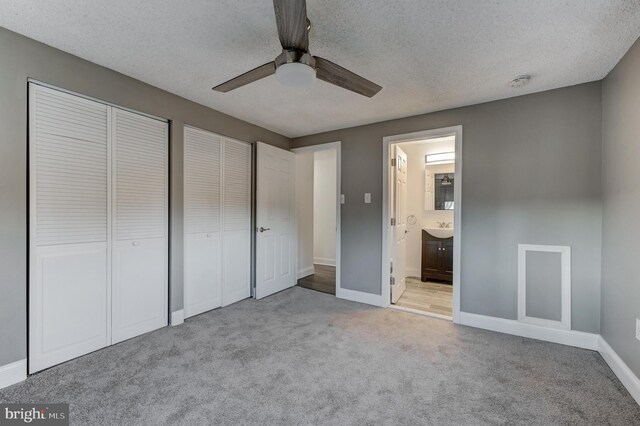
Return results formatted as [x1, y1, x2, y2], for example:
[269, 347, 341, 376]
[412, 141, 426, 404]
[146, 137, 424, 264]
[636, 318, 640, 341]
[364, 193, 371, 203]
[340, 194, 345, 204]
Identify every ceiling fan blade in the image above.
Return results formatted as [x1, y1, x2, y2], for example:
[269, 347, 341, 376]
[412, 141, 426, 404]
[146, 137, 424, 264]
[273, 0, 309, 51]
[314, 57, 382, 97]
[212, 62, 276, 93]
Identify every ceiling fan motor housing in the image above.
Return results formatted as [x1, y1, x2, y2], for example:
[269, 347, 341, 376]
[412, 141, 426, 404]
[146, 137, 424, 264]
[275, 50, 316, 70]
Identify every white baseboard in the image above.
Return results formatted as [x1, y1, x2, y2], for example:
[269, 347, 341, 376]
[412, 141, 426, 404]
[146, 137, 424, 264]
[337, 287, 384, 307]
[405, 267, 421, 278]
[314, 257, 336, 267]
[598, 336, 640, 405]
[390, 304, 452, 321]
[0, 359, 27, 389]
[459, 312, 599, 350]
[297, 266, 314, 279]
[170, 309, 184, 326]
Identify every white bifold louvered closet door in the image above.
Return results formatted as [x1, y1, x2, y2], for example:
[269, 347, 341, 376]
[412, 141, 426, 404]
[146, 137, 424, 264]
[112, 109, 168, 343]
[183, 126, 251, 318]
[29, 84, 168, 373]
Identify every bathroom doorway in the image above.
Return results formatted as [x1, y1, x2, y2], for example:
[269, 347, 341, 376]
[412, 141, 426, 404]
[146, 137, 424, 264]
[382, 127, 462, 322]
[292, 142, 341, 296]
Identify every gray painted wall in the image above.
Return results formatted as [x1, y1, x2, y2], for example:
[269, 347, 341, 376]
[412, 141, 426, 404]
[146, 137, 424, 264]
[0, 27, 289, 366]
[602, 37, 640, 377]
[525, 251, 562, 322]
[292, 82, 603, 334]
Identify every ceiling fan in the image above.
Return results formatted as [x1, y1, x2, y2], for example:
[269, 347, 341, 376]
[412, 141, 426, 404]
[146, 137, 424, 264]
[212, 0, 382, 97]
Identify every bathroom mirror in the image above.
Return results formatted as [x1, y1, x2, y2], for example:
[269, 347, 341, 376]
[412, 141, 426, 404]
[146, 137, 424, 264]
[434, 173, 454, 210]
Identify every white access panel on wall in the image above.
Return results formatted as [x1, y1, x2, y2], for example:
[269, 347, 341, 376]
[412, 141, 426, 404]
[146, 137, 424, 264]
[111, 109, 168, 343]
[183, 126, 251, 319]
[29, 83, 169, 373]
[29, 84, 111, 373]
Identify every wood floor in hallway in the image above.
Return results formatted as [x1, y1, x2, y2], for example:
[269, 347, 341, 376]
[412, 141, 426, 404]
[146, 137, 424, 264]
[297, 264, 336, 295]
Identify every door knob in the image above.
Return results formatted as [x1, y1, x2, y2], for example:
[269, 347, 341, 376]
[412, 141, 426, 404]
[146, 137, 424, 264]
[259, 227, 270, 233]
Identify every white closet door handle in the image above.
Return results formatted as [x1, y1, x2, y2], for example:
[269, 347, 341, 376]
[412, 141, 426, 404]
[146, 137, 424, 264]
[206, 233, 212, 238]
[132, 241, 140, 246]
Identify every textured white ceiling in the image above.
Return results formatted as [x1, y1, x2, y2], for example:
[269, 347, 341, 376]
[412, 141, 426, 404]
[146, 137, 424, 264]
[1, 1, 639, 137]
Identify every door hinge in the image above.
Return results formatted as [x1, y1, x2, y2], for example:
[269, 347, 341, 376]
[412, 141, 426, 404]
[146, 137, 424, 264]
[391, 158, 396, 167]
[390, 218, 396, 226]
[390, 276, 395, 286]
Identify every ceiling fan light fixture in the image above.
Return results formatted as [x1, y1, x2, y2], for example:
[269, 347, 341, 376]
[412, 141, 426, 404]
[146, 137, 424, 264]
[275, 62, 316, 88]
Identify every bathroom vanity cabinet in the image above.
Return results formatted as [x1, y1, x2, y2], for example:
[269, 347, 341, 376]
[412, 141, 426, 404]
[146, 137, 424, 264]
[421, 229, 453, 283]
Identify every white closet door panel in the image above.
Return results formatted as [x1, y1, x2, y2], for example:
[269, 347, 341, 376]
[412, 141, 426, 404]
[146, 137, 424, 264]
[112, 108, 167, 342]
[222, 139, 251, 306]
[222, 229, 250, 306]
[183, 127, 223, 318]
[113, 109, 167, 241]
[184, 127, 221, 234]
[29, 84, 110, 373]
[112, 238, 166, 343]
[184, 232, 222, 317]
[30, 243, 109, 372]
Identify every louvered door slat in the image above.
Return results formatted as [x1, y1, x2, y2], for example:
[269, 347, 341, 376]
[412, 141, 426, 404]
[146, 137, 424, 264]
[184, 127, 222, 235]
[33, 86, 109, 247]
[223, 140, 251, 232]
[114, 109, 167, 241]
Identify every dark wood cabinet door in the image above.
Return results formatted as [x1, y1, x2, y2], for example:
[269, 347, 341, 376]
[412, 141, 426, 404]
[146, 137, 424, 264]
[442, 240, 454, 274]
[422, 241, 440, 273]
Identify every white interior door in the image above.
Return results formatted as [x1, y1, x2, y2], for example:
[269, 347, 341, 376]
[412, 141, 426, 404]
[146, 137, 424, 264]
[255, 142, 296, 299]
[111, 108, 168, 343]
[391, 146, 408, 303]
[29, 84, 111, 373]
[184, 127, 223, 318]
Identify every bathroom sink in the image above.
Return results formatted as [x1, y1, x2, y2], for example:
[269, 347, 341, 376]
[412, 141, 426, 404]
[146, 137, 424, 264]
[424, 228, 454, 239]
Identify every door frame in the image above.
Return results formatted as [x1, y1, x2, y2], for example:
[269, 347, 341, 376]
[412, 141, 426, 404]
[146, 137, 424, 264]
[381, 126, 462, 323]
[291, 142, 342, 298]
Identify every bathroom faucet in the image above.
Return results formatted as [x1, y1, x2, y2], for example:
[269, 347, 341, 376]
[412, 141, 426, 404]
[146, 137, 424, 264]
[436, 222, 452, 229]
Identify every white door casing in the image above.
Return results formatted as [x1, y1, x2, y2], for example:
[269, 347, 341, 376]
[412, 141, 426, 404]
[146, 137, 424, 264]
[391, 146, 408, 303]
[255, 142, 296, 299]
